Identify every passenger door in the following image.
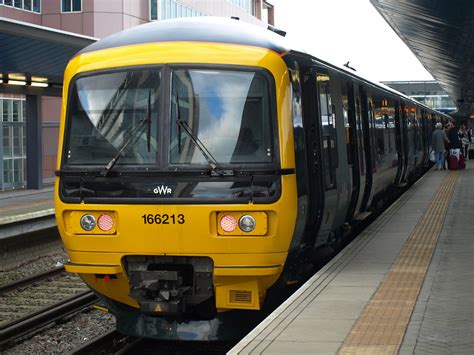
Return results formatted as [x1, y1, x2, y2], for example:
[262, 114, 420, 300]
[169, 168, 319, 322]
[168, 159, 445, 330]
[314, 67, 352, 245]
[298, 65, 325, 247]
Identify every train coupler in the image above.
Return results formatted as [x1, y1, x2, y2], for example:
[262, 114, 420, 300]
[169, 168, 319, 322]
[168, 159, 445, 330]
[124, 256, 215, 318]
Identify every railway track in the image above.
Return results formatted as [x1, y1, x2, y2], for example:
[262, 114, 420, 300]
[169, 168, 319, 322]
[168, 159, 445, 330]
[69, 329, 233, 354]
[0, 267, 97, 349]
[70, 329, 142, 354]
[0, 266, 65, 295]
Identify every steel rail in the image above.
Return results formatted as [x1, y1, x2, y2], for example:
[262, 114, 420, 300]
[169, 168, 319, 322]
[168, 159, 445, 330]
[0, 266, 65, 296]
[0, 291, 97, 349]
[69, 328, 141, 355]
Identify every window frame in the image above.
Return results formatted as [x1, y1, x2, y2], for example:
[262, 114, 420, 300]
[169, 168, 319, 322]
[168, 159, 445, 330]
[0, 97, 27, 190]
[62, 66, 164, 169]
[149, 0, 158, 21]
[61, 0, 82, 13]
[1, 0, 41, 13]
[150, 0, 206, 21]
[168, 65, 277, 168]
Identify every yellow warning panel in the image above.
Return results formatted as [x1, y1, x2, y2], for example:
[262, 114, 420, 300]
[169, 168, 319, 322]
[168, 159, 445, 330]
[215, 280, 260, 310]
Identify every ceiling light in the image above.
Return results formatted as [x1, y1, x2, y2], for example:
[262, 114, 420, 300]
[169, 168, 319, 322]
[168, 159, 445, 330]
[31, 82, 48, 87]
[8, 80, 27, 86]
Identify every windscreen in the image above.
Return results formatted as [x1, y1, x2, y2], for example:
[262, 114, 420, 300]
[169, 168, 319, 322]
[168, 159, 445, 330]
[65, 69, 161, 165]
[170, 69, 273, 165]
[60, 67, 279, 202]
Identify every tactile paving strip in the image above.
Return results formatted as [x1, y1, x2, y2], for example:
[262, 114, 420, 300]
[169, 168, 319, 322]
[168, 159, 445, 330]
[339, 171, 459, 355]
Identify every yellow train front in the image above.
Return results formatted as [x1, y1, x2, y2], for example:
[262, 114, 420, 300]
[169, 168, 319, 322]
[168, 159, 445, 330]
[55, 18, 297, 340]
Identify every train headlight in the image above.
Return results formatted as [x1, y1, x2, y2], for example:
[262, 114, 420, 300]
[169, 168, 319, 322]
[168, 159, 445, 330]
[80, 214, 96, 231]
[97, 214, 114, 231]
[239, 215, 256, 232]
[216, 212, 267, 236]
[220, 214, 238, 233]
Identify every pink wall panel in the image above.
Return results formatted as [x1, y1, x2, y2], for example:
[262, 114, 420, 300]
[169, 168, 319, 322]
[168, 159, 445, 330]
[42, 127, 59, 155]
[93, 0, 123, 13]
[122, 0, 149, 21]
[2, 7, 41, 24]
[93, 13, 123, 38]
[61, 13, 83, 34]
[42, 14, 61, 30]
[40, 0, 60, 15]
[41, 97, 61, 123]
[42, 155, 56, 179]
[82, 12, 95, 37]
[83, 0, 94, 13]
[123, 14, 147, 31]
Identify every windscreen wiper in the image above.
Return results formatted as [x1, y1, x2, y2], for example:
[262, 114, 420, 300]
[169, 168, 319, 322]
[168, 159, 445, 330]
[100, 91, 152, 177]
[175, 94, 233, 176]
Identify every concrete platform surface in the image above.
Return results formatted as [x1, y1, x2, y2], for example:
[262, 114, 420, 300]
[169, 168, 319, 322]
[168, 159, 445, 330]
[0, 185, 54, 226]
[229, 166, 473, 354]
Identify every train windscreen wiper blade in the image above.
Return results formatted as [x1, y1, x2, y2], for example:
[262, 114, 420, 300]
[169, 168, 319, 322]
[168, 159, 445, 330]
[175, 95, 232, 176]
[100, 91, 152, 177]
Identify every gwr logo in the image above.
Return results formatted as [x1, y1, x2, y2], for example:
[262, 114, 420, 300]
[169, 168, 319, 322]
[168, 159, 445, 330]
[153, 185, 172, 195]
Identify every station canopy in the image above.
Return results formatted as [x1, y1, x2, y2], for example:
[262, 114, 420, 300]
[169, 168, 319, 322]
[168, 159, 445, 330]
[371, 0, 474, 118]
[0, 17, 96, 92]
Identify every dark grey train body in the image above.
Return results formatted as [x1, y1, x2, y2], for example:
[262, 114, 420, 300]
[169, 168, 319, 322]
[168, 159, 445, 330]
[280, 47, 447, 277]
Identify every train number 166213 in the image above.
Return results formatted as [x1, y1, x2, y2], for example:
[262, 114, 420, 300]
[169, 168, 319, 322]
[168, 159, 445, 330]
[141, 214, 185, 225]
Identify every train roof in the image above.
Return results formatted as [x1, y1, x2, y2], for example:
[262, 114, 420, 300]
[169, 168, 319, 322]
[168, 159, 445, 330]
[77, 17, 448, 118]
[77, 17, 290, 56]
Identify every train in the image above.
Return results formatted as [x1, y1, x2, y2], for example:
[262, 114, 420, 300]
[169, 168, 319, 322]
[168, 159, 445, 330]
[55, 17, 450, 340]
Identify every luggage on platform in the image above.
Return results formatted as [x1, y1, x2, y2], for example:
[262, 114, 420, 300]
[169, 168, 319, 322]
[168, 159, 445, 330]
[469, 149, 474, 160]
[459, 153, 466, 169]
[448, 154, 458, 170]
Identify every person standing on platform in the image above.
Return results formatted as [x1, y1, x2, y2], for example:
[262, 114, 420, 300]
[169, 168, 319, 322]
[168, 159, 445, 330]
[459, 123, 470, 158]
[444, 123, 450, 169]
[447, 121, 461, 150]
[432, 122, 450, 170]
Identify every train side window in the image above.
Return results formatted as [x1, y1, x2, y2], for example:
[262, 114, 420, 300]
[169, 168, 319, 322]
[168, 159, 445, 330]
[371, 97, 383, 161]
[355, 97, 365, 175]
[386, 99, 396, 154]
[316, 72, 336, 189]
[367, 100, 377, 169]
[341, 82, 355, 165]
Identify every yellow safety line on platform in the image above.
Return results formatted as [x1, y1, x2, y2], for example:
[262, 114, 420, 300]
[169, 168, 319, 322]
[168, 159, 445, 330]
[339, 171, 459, 355]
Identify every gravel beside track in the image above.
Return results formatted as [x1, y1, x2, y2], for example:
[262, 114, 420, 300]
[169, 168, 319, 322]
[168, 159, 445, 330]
[2, 307, 116, 354]
[0, 245, 117, 354]
[0, 273, 89, 326]
[0, 251, 68, 286]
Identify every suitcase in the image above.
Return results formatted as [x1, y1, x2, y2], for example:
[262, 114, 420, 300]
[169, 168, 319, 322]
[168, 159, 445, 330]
[448, 154, 458, 170]
[459, 153, 465, 169]
[469, 144, 474, 160]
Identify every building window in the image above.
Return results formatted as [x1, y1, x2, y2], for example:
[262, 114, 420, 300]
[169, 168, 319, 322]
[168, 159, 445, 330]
[0, 0, 41, 13]
[61, 0, 81, 13]
[0, 98, 27, 190]
[150, 0, 207, 21]
[227, 0, 255, 15]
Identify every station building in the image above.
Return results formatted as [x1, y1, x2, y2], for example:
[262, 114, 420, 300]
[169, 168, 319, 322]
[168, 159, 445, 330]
[382, 80, 456, 115]
[0, 0, 275, 191]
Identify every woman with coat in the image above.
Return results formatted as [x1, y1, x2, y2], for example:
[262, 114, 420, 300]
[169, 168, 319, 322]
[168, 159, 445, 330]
[432, 122, 450, 170]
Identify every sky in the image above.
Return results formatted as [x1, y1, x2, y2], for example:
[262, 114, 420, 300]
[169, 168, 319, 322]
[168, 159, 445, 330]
[270, 0, 434, 83]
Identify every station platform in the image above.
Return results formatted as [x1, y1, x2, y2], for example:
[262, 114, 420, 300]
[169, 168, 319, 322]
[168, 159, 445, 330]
[0, 185, 55, 239]
[229, 166, 474, 354]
